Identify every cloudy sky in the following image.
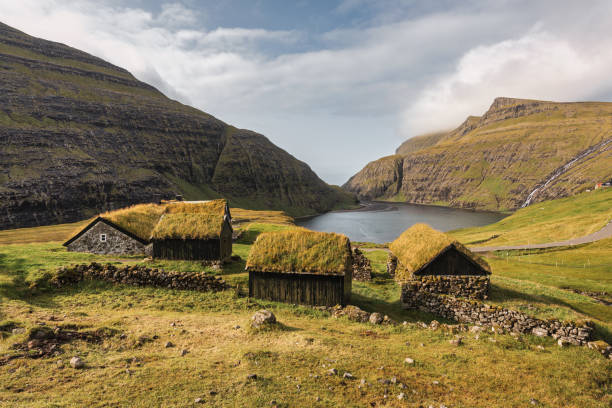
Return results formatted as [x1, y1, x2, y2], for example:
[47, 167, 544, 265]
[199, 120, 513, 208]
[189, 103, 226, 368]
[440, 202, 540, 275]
[3, 1, 612, 184]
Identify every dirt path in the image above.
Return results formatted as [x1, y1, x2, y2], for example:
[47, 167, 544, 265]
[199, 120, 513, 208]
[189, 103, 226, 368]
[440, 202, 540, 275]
[470, 220, 612, 253]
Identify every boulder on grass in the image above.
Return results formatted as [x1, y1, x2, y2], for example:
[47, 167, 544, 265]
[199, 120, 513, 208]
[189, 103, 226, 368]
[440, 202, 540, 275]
[251, 310, 277, 328]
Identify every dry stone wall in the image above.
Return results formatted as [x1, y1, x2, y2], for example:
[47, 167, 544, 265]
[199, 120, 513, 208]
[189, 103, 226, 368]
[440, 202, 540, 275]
[52, 262, 229, 292]
[403, 275, 490, 300]
[352, 248, 372, 281]
[386, 254, 397, 277]
[401, 288, 593, 345]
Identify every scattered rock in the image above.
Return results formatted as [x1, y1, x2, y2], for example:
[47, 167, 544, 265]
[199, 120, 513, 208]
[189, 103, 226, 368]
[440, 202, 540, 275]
[209, 390, 218, 396]
[56, 360, 64, 369]
[69, 356, 84, 369]
[247, 373, 258, 380]
[180, 349, 189, 356]
[429, 320, 440, 330]
[557, 338, 570, 347]
[397, 393, 405, 400]
[233, 325, 241, 330]
[532, 327, 548, 337]
[11, 328, 25, 335]
[530, 398, 540, 405]
[343, 372, 354, 380]
[327, 368, 338, 376]
[404, 357, 415, 365]
[194, 397, 205, 404]
[251, 310, 277, 328]
[469, 325, 483, 333]
[369, 313, 383, 325]
[449, 337, 463, 346]
[164, 341, 174, 348]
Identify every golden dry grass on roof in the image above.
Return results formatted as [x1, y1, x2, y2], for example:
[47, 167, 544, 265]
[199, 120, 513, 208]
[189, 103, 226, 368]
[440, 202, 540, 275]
[150, 213, 225, 240]
[390, 223, 490, 281]
[100, 203, 165, 240]
[165, 199, 227, 216]
[246, 229, 352, 275]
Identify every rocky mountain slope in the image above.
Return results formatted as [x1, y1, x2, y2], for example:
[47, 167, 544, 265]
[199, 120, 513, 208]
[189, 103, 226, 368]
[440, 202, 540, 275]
[0, 22, 355, 230]
[344, 97, 612, 211]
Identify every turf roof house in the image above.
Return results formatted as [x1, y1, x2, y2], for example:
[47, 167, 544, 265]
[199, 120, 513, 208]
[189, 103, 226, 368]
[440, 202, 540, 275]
[389, 224, 491, 308]
[246, 230, 353, 306]
[64, 200, 233, 260]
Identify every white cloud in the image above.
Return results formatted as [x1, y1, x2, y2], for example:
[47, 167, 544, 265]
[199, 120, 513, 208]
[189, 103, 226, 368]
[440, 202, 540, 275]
[1, 0, 612, 184]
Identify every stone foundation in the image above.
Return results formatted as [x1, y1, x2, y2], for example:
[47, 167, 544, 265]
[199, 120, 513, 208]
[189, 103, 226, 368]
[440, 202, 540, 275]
[352, 248, 372, 281]
[52, 262, 230, 292]
[403, 275, 490, 300]
[401, 289, 593, 345]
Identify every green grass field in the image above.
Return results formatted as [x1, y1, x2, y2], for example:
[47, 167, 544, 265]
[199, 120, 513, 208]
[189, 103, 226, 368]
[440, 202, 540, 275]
[1, 208, 611, 407]
[450, 188, 612, 246]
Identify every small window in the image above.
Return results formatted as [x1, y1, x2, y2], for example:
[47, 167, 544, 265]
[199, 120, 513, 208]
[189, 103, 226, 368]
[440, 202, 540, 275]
[100, 234, 107, 242]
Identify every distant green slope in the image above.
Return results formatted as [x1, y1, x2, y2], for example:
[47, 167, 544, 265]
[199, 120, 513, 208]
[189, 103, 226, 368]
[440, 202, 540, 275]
[344, 97, 612, 211]
[0, 22, 355, 229]
[450, 188, 612, 246]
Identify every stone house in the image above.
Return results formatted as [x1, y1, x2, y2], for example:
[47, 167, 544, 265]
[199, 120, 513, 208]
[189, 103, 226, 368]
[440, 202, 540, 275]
[64, 199, 232, 260]
[246, 229, 353, 306]
[389, 223, 491, 308]
[63, 217, 151, 255]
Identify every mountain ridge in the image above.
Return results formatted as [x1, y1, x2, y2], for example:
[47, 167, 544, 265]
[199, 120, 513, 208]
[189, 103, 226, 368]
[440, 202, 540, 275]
[0, 22, 355, 230]
[344, 97, 612, 211]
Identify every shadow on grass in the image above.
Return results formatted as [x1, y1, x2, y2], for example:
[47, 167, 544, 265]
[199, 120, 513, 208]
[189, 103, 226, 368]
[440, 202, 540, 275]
[0, 253, 58, 308]
[490, 283, 604, 318]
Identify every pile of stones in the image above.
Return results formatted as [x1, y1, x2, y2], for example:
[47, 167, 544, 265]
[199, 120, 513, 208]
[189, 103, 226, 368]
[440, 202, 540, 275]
[352, 248, 372, 281]
[329, 305, 395, 325]
[402, 290, 594, 346]
[52, 262, 230, 292]
[401, 275, 490, 300]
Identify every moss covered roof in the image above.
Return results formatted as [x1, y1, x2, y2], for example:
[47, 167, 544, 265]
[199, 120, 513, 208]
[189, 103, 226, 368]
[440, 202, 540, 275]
[150, 213, 226, 240]
[389, 223, 490, 281]
[246, 229, 352, 275]
[100, 203, 166, 241]
[95, 199, 229, 241]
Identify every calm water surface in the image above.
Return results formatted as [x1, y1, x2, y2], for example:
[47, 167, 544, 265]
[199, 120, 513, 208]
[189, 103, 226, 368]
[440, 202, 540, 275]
[296, 202, 506, 243]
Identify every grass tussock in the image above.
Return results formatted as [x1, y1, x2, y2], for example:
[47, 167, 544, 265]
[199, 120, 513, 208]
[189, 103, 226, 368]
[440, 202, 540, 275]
[390, 223, 490, 281]
[246, 229, 352, 275]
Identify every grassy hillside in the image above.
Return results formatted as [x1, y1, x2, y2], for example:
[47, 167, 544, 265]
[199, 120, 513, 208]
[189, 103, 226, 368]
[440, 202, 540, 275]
[344, 97, 612, 211]
[450, 188, 612, 246]
[0, 22, 355, 230]
[1, 213, 611, 406]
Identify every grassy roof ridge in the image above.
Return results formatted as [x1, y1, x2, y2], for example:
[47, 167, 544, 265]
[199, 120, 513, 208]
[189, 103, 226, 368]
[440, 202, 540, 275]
[390, 223, 490, 281]
[246, 229, 352, 275]
[150, 212, 225, 240]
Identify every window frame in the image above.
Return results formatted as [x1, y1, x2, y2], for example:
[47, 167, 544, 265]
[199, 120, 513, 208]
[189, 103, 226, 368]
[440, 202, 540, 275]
[100, 233, 107, 242]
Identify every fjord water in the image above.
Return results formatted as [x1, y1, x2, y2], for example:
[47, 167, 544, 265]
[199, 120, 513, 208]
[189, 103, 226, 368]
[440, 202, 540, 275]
[296, 202, 506, 243]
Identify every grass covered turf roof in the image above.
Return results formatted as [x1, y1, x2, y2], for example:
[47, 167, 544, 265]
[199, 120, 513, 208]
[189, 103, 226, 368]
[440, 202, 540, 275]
[389, 223, 490, 281]
[90, 199, 229, 241]
[246, 229, 352, 275]
[150, 213, 226, 240]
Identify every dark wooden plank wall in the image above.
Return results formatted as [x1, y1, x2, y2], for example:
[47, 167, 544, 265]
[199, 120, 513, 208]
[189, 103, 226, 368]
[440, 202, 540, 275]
[249, 271, 348, 306]
[419, 247, 488, 276]
[220, 224, 233, 260]
[153, 238, 221, 260]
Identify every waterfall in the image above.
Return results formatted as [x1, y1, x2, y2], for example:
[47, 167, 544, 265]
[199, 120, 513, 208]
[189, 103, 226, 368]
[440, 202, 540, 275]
[521, 138, 612, 208]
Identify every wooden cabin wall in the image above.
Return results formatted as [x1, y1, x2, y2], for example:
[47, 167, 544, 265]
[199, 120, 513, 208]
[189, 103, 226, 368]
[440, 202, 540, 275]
[153, 239, 221, 260]
[249, 271, 347, 306]
[220, 225, 233, 260]
[420, 247, 488, 276]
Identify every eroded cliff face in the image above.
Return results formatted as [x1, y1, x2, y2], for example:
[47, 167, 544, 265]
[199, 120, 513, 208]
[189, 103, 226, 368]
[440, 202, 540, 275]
[0, 23, 354, 229]
[343, 155, 404, 200]
[344, 97, 612, 211]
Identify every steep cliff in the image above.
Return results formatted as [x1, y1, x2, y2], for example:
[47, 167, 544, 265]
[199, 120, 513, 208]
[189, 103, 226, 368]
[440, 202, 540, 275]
[344, 97, 612, 211]
[0, 22, 355, 229]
